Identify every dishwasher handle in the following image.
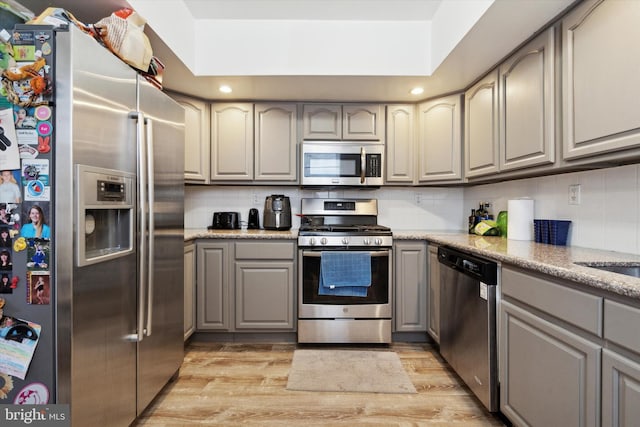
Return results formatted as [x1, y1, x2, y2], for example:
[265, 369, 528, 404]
[438, 246, 497, 285]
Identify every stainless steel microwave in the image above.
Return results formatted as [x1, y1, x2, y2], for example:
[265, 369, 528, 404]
[301, 141, 384, 186]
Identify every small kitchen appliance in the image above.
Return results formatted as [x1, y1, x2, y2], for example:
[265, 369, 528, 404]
[263, 195, 292, 230]
[208, 211, 240, 229]
[247, 208, 260, 229]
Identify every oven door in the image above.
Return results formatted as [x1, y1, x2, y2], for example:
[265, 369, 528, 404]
[298, 248, 392, 319]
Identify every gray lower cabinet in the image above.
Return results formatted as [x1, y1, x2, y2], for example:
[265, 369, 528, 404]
[234, 241, 296, 330]
[393, 241, 427, 332]
[602, 349, 640, 427]
[427, 244, 440, 343]
[184, 243, 196, 340]
[196, 242, 232, 330]
[602, 299, 640, 427]
[197, 240, 296, 332]
[500, 266, 603, 427]
[500, 299, 601, 427]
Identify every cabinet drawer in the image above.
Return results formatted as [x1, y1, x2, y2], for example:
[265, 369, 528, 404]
[604, 299, 640, 354]
[502, 267, 603, 336]
[235, 241, 295, 260]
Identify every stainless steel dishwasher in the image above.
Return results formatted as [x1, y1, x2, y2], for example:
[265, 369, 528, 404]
[438, 246, 499, 412]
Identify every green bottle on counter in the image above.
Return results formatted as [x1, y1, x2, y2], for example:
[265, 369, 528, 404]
[497, 211, 508, 237]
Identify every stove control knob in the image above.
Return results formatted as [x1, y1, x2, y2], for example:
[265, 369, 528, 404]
[374, 238, 383, 246]
[309, 237, 316, 246]
[342, 237, 349, 245]
[320, 237, 328, 245]
[363, 238, 371, 245]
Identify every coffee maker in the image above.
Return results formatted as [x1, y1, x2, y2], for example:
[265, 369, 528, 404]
[263, 195, 292, 230]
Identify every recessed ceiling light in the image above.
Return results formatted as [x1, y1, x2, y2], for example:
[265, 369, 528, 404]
[219, 85, 232, 93]
[410, 87, 424, 95]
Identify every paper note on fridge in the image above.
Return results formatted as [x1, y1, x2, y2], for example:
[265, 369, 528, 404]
[0, 108, 21, 170]
[0, 316, 41, 379]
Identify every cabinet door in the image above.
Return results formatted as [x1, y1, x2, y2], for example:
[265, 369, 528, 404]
[235, 261, 295, 330]
[211, 103, 253, 180]
[385, 105, 414, 183]
[427, 245, 440, 343]
[602, 349, 640, 427]
[500, 300, 600, 427]
[254, 103, 297, 182]
[184, 243, 196, 340]
[499, 27, 556, 171]
[196, 242, 232, 330]
[172, 94, 210, 183]
[393, 242, 427, 332]
[563, 0, 640, 159]
[465, 70, 500, 178]
[302, 104, 342, 140]
[343, 104, 383, 140]
[418, 94, 463, 182]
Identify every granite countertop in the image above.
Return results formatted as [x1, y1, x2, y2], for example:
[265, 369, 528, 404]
[185, 228, 298, 241]
[394, 230, 640, 300]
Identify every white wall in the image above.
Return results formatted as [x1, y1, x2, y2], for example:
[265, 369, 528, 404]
[464, 164, 640, 254]
[185, 163, 639, 255]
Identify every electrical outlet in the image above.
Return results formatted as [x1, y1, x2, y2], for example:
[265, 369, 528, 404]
[568, 184, 581, 205]
[252, 191, 260, 205]
[414, 192, 422, 205]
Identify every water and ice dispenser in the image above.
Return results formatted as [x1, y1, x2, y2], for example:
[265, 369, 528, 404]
[76, 165, 135, 266]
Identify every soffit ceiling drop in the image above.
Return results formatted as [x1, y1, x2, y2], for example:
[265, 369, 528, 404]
[19, 0, 577, 101]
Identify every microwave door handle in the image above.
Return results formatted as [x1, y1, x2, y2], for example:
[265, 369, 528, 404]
[360, 146, 366, 184]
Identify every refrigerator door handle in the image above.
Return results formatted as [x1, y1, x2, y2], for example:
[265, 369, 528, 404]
[144, 117, 155, 337]
[133, 111, 147, 342]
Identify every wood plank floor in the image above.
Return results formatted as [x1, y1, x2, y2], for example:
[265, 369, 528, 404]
[134, 341, 506, 426]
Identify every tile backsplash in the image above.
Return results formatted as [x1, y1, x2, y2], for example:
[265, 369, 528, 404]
[185, 186, 465, 231]
[185, 163, 640, 255]
[464, 163, 640, 255]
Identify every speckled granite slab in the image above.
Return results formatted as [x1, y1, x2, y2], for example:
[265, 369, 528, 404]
[395, 231, 640, 300]
[185, 228, 298, 241]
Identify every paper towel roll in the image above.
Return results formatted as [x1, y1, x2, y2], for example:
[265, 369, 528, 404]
[507, 199, 534, 241]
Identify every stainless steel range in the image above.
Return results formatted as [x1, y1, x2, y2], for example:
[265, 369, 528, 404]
[297, 198, 392, 343]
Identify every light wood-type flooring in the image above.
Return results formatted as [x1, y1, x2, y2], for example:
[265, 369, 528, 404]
[134, 341, 506, 426]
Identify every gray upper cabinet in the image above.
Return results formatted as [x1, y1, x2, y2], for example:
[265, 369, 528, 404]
[210, 103, 254, 180]
[418, 94, 463, 183]
[562, 0, 640, 160]
[171, 93, 210, 184]
[303, 103, 383, 140]
[302, 103, 341, 139]
[254, 103, 298, 182]
[342, 104, 383, 140]
[464, 70, 500, 178]
[385, 104, 415, 184]
[499, 27, 556, 171]
[393, 241, 427, 332]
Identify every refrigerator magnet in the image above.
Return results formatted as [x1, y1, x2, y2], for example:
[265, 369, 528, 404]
[14, 382, 49, 404]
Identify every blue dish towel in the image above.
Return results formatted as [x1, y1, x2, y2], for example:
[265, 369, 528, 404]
[319, 251, 372, 297]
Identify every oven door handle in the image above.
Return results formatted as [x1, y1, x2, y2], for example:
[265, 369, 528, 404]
[302, 250, 390, 257]
[360, 146, 366, 184]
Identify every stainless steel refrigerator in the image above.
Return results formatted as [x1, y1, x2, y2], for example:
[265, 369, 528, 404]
[3, 24, 184, 425]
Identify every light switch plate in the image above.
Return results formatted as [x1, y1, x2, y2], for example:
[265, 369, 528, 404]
[568, 184, 581, 205]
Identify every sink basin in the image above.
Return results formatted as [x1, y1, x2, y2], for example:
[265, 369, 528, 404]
[575, 262, 640, 278]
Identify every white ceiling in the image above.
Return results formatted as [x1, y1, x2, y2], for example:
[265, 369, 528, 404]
[21, 0, 578, 102]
